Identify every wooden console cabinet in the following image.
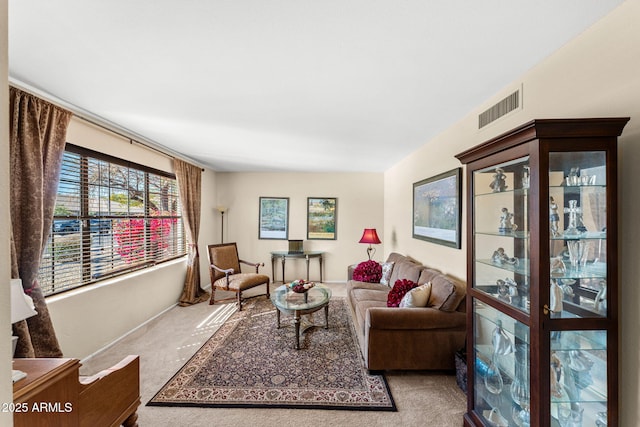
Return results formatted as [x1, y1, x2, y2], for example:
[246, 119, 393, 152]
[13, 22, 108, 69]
[13, 358, 80, 427]
[13, 356, 140, 427]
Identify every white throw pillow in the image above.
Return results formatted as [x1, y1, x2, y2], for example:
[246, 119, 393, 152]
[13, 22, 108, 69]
[399, 282, 432, 308]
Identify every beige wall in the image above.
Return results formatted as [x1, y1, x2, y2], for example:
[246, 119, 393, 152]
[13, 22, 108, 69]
[1, 0, 12, 424]
[215, 172, 384, 283]
[385, 1, 640, 424]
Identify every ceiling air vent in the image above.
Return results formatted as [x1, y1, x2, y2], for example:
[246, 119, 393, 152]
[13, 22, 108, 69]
[478, 89, 520, 129]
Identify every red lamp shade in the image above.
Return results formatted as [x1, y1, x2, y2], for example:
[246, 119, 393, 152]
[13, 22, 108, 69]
[359, 228, 381, 260]
[359, 228, 381, 244]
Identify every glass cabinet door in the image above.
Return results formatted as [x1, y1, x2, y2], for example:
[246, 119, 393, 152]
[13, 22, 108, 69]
[474, 157, 530, 314]
[547, 151, 609, 426]
[550, 330, 607, 427]
[474, 301, 531, 427]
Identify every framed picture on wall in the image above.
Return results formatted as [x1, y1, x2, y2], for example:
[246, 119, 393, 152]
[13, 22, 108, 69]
[307, 197, 337, 240]
[412, 168, 462, 248]
[259, 197, 289, 239]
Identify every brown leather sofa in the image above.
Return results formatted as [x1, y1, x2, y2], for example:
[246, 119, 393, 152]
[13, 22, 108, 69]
[346, 252, 466, 371]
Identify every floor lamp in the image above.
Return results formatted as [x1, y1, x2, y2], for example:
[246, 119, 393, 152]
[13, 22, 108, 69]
[217, 206, 227, 243]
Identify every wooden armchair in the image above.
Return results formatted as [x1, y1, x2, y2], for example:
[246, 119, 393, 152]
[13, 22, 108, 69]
[208, 242, 270, 310]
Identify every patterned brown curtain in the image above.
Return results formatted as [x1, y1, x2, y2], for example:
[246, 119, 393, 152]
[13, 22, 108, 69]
[9, 87, 72, 357]
[174, 159, 209, 306]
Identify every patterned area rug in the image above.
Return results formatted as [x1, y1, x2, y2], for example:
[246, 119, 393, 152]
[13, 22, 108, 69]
[148, 297, 396, 411]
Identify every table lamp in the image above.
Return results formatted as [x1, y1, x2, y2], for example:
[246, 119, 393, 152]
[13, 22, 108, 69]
[359, 228, 381, 260]
[11, 278, 37, 382]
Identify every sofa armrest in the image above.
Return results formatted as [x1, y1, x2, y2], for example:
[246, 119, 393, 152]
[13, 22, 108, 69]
[347, 264, 358, 281]
[366, 307, 466, 330]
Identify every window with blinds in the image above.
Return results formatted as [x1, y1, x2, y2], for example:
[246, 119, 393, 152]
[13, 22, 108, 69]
[39, 144, 186, 296]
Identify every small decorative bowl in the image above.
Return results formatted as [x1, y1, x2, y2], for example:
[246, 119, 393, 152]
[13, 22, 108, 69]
[288, 280, 315, 294]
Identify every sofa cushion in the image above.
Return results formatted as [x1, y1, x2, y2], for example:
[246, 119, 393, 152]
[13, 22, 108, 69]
[428, 274, 466, 312]
[399, 282, 432, 308]
[348, 280, 390, 292]
[386, 252, 408, 264]
[418, 268, 442, 285]
[389, 260, 423, 285]
[351, 287, 389, 304]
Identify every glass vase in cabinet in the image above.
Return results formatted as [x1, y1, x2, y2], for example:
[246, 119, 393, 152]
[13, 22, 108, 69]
[456, 118, 629, 427]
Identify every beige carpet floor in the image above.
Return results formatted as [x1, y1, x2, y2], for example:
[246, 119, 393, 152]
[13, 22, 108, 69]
[80, 283, 466, 427]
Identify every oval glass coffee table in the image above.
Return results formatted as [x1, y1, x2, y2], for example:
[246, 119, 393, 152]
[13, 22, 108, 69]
[270, 284, 331, 350]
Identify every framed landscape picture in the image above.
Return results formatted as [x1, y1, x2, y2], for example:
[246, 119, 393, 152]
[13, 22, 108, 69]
[259, 197, 289, 240]
[307, 197, 337, 240]
[412, 168, 461, 248]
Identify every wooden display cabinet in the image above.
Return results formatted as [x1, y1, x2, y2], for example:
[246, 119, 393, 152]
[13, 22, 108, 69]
[456, 118, 629, 427]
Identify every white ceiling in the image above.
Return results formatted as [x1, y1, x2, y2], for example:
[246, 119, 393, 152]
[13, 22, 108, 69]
[9, 1, 624, 172]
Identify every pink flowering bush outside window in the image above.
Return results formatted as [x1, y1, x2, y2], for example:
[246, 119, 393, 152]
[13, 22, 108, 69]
[114, 212, 177, 263]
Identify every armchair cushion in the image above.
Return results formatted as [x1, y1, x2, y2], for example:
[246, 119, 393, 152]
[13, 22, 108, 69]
[214, 273, 270, 291]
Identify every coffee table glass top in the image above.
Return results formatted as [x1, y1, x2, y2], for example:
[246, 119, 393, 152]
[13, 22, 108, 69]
[271, 284, 331, 312]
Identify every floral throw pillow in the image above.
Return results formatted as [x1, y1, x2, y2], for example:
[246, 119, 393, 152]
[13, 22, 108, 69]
[353, 260, 383, 283]
[387, 278, 418, 307]
[379, 262, 395, 286]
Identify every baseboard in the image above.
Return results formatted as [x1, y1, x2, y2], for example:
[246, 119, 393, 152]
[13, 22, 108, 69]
[80, 302, 178, 365]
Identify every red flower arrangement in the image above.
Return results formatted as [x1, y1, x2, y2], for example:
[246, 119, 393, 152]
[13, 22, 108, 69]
[353, 260, 382, 283]
[387, 279, 418, 307]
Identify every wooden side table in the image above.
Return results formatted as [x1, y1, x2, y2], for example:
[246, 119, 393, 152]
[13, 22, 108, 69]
[270, 251, 324, 283]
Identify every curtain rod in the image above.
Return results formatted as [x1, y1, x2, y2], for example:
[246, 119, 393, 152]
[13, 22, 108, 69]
[9, 78, 208, 171]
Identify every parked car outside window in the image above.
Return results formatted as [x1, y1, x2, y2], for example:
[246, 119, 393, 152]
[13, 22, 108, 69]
[53, 219, 111, 234]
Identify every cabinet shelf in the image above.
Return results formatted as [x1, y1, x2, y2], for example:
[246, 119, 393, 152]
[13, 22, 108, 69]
[477, 258, 530, 276]
[475, 187, 531, 198]
[550, 232, 606, 241]
[476, 231, 530, 239]
[550, 184, 606, 190]
[550, 261, 607, 280]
